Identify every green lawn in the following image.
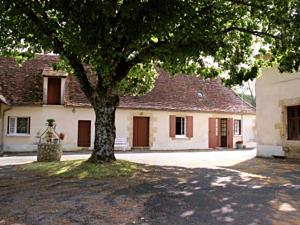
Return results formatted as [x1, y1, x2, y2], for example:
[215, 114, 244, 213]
[21, 160, 141, 179]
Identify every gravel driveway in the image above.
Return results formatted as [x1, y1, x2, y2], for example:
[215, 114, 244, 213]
[0, 157, 299, 225]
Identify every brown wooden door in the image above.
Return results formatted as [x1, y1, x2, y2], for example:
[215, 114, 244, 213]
[220, 118, 227, 147]
[47, 78, 61, 105]
[209, 118, 219, 148]
[133, 117, 149, 147]
[78, 120, 91, 147]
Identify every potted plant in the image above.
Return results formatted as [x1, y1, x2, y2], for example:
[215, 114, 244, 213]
[236, 141, 243, 149]
[59, 133, 65, 141]
[47, 118, 55, 127]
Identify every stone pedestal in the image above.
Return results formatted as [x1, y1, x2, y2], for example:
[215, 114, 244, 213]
[37, 144, 62, 162]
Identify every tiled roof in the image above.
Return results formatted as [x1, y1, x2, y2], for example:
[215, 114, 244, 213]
[0, 55, 255, 114]
[119, 70, 255, 114]
[0, 55, 59, 105]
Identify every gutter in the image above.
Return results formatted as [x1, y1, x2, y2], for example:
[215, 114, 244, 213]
[0, 104, 12, 155]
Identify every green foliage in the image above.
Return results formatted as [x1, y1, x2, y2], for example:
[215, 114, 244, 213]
[118, 63, 157, 95]
[0, 0, 297, 96]
[270, 0, 300, 73]
[237, 93, 256, 107]
[21, 160, 141, 179]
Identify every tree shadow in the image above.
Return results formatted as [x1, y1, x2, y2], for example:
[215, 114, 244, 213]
[0, 158, 299, 225]
[112, 159, 300, 225]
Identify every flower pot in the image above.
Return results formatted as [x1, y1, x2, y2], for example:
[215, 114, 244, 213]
[236, 142, 243, 149]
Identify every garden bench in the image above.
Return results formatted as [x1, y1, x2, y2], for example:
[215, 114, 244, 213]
[114, 137, 128, 151]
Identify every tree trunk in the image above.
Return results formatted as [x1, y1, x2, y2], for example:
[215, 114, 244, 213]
[88, 94, 119, 163]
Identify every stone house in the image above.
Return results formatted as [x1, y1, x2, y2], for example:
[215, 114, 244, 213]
[0, 55, 256, 152]
[257, 66, 300, 159]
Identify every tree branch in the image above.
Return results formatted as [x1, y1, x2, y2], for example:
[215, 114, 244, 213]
[221, 26, 280, 40]
[15, 1, 94, 99]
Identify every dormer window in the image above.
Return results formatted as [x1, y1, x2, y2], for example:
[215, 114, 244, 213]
[42, 65, 67, 105]
[47, 77, 61, 105]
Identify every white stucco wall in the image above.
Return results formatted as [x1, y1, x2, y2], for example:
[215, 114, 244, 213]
[116, 109, 256, 150]
[2, 106, 95, 152]
[256, 67, 300, 158]
[1, 105, 256, 152]
[0, 103, 11, 152]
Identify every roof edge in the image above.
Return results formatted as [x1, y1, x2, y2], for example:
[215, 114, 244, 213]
[0, 94, 10, 105]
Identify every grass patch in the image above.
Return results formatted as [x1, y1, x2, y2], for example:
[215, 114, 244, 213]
[21, 160, 141, 179]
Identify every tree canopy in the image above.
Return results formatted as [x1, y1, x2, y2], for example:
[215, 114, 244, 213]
[0, 0, 297, 91]
[0, 0, 298, 162]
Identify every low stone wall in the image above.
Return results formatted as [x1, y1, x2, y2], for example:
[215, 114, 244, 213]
[37, 144, 62, 162]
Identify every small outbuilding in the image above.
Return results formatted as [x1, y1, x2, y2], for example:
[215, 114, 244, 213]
[257, 66, 300, 159]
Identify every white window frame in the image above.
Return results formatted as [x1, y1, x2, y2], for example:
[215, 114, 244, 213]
[234, 119, 241, 136]
[7, 116, 31, 136]
[175, 116, 186, 138]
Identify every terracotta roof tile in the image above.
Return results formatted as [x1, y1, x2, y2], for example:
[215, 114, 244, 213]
[119, 70, 255, 114]
[0, 55, 59, 105]
[0, 55, 255, 114]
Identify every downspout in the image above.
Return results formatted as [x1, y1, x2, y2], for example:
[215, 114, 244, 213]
[241, 87, 244, 144]
[0, 105, 12, 155]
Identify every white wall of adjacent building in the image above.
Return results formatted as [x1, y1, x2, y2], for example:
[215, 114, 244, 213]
[256, 67, 300, 158]
[1, 105, 256, 152]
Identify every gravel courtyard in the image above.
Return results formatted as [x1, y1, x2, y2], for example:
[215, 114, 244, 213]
[0, 156, 299, 225]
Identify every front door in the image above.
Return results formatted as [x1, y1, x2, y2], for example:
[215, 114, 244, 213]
[78, 120, 91, 147]
[220, 118, 227, 147]
[133, 117, 149, 147]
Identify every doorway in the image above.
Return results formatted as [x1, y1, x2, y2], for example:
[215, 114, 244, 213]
[78, 120, 91, 147]
[133, 117, 149, 147]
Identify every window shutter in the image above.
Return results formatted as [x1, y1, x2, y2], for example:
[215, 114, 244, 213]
[47, 78, 61, 105]
[209, 118, 219, 148]
[8, 117, 16, 134]
[227, 118, 234, 148]
[186, 116, 193, 138]
[28, 117, 31, 134]
[169, 115, 176, 137]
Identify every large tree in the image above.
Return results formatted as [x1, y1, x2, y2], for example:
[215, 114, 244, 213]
[0, 0, 295, 162]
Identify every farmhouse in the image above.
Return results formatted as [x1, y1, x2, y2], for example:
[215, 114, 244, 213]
[0, 55, 256, 152]
[257, 67, 300, 159]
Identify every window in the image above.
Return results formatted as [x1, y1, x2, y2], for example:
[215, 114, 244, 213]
[176, 117, 185, 136]
[47, 77, 61, 105]
[8, 117, 30, 135]
[234, 119, 241, 135]
[287, 106, 300, 140]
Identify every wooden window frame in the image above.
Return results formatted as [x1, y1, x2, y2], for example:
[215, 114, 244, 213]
[287, 105, 300, 140]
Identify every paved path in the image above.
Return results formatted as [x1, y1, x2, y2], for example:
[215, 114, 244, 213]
[0, 149, 256, 168]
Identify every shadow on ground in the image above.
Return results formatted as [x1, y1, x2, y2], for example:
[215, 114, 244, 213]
[0, 158, 299, 225]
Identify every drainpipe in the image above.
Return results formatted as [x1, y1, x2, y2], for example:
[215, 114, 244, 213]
[241, 85, 244, 144]
[0, 105, 12, 155]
